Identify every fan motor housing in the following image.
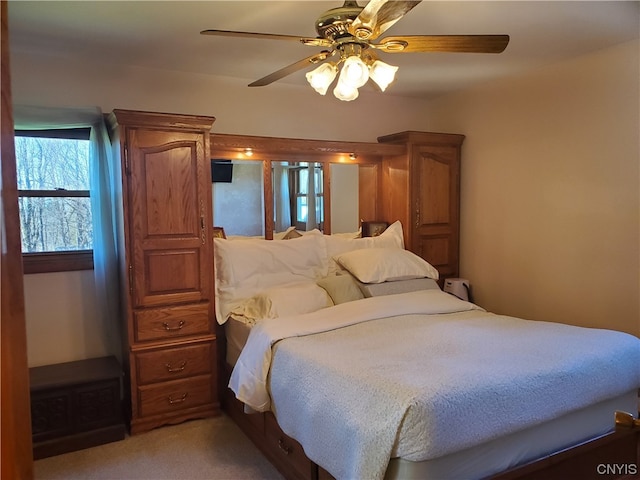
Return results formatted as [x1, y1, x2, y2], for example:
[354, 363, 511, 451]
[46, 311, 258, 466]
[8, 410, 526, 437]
[315, 1, 363, 40]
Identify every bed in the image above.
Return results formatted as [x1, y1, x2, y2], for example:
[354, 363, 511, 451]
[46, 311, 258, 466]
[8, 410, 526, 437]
[213, 222, 640, 480]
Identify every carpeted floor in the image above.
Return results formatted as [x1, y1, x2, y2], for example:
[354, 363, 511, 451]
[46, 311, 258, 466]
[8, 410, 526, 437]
[34, 413, 284, 480]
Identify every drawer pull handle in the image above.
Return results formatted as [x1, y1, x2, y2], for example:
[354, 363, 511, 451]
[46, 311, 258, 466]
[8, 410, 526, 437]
[168, 393, 188, 405]
[162, 320, 185, 332]
[278, 438, 292, 455]
[165, 361, 187, 373]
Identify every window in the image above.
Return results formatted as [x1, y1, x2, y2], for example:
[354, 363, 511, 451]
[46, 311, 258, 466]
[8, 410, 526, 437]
[290, 163, 323, 231]
[15, 128, 94, 273]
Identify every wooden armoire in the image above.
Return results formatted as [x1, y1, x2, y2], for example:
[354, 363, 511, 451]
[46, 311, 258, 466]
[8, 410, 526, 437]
[378, 131, 464, 281]
[108, 110, 219, 434]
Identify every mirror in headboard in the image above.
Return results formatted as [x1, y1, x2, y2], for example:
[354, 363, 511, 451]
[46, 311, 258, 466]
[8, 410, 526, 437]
[272, 161, 324, 234]
[212, 159, 264, 238]
[330, 163, 359, 234]
[210, 133, 405, 238]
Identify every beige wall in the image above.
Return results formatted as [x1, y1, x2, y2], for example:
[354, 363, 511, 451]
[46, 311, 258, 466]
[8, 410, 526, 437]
[13, 39, 639, 366]
[427, 40, 639, 336]
[10, 51, 433, 142]
[23, 271, 107, 366]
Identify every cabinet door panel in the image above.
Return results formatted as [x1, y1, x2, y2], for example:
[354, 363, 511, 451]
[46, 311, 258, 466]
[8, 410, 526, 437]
[145, 249, 201, 294]
[358, 163, 380, 222]
[413, 145, 460, 279]
[414, 235, 454, 277]
[144, 145, 198, 237]
[128, 129, 211, 307]
[416, 236, 449, 267]
[418, 152, 451, 226]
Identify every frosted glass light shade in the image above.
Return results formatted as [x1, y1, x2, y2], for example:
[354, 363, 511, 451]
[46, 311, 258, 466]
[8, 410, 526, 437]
[339, 55, 369, 88]
[333, 80, 359, 101]
[369, 60, 398, 91]
[305, 63, 338, 95]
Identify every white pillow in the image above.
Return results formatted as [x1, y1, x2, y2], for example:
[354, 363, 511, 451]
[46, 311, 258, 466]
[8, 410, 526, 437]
[214, 234, 329, 323]
[324, 220, 405, 275]
[228, 282, 333, 326]
[334, 248, 439, 284]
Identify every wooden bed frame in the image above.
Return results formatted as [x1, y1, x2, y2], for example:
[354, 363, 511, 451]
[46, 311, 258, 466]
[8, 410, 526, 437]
[218, 328, 639, 480]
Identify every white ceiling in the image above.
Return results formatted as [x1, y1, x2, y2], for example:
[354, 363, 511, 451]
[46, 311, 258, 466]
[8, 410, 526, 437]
[7, 1, 640, 99]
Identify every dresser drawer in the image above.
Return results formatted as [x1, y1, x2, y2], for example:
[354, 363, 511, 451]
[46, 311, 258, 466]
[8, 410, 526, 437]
[265, 412, 313, 480]
[134, 303, 210, 342]
[136, 343, 213, 385]
[137, 375, 212, 418]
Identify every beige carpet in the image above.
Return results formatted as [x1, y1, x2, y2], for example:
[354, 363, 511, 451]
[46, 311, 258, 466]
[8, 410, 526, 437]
[34, 414, 284, 480]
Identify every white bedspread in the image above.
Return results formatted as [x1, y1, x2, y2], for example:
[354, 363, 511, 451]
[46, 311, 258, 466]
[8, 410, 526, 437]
[229, 290, 640, 480]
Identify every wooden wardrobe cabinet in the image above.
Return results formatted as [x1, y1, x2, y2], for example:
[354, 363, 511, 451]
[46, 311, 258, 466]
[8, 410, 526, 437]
[108, 110, 219, 434]
[378, 131, 465, 281]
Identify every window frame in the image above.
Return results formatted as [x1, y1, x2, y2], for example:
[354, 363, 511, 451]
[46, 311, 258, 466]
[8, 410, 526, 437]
[289, 163, 324, 231]
[15, 128, 94, 274]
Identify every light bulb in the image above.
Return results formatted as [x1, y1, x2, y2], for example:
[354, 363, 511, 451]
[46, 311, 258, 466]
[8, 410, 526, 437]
[333, 80, 359, 102]
[339, 55, 369, 89]
[305, 63, 338, 95]
[368, 60, 398, 92]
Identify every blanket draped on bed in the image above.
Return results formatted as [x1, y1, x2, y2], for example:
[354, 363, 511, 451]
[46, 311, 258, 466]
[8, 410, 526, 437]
[229, 290, 640, 480]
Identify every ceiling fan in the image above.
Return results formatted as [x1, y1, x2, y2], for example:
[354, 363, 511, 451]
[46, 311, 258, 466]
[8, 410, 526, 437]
[201, 0, 509, 101]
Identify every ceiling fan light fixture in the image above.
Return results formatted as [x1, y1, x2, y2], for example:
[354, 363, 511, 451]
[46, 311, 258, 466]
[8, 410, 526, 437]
[333, 79, 359, 102]
[203, 1, 510, 101]
[368, 59, 398, 91]
[306, 62, 338, 95]
[339, 54, 370, 89]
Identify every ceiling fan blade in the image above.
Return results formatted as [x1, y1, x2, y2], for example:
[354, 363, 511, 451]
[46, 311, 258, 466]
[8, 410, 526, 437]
[373, 35, 510, 53]
[200, 29, 332, 48]
[248, 51, 334, 87]
[349, 0, 422, 40]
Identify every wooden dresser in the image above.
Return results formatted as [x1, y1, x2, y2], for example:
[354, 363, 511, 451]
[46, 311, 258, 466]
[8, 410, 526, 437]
[108, 110, 219, 434]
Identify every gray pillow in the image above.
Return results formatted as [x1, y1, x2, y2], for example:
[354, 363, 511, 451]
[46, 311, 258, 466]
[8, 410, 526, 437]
[356, 278, 441, 298]
[317, 275, 365, 305]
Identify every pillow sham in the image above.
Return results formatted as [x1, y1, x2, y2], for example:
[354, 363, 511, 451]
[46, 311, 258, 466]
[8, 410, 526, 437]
[357, 277, 441, 298]
[317, 274, 364, 305]
[334, 247, 439, 284]
[213, 234, 329, 324]
[324, 220, 405, 275]
[228, 282, 333, 326]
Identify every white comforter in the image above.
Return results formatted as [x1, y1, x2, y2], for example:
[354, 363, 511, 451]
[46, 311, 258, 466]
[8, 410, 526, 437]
[229, 290, 640, 480]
